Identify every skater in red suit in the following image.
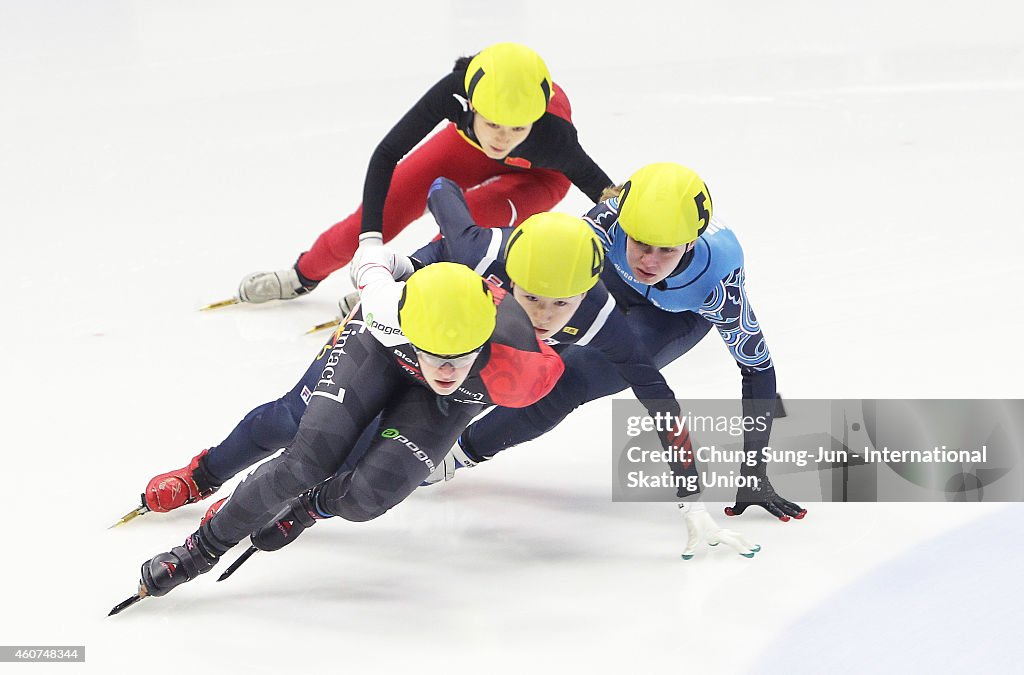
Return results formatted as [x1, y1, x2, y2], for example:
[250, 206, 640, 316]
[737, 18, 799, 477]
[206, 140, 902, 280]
[236, 42, 615, 304]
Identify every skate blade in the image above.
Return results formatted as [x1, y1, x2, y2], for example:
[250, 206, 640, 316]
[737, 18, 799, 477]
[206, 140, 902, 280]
[306, 299, 361, 335]
[305, 318, 341, 334]
[217, 545, 259, 582]
[108, 585, 148, 616]
[200, 297, 241, 311]
[108, 504, 150, 529]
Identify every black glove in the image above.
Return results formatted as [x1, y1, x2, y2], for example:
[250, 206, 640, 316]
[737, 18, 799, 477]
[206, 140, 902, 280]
[726, 474, 806, 521]
[250, 488, 330, 552]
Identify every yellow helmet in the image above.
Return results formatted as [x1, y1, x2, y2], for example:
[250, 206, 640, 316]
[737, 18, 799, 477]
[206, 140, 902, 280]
[504, 212, 604, 297]
[465, 43, 552, 127]
[398, 263, 496, 356]
[617, 163, 713, 247]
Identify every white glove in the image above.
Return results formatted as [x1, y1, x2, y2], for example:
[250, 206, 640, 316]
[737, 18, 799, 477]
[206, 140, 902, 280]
[349, 232, 382, 289]
[349, 236, 415, 291]
[679, 502, 761, 560]
[421, 442, 478, 485]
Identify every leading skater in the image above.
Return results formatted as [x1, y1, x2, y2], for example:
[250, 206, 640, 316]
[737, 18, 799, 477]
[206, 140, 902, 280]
[130, 257, 564, 602]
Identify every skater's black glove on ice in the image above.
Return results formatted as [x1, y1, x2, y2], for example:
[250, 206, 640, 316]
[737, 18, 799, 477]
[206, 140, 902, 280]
[726, 474, 806, 522]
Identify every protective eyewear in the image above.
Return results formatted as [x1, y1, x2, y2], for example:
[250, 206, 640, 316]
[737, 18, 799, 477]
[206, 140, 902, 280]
[415, 348, 482, 369]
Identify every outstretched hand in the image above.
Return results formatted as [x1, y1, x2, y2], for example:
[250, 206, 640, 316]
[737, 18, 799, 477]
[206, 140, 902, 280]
[680, 504, 761, 560]
[726, 475, 806, 521]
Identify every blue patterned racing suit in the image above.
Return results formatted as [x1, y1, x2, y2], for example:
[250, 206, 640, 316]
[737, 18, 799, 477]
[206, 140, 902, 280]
[459, 195, 778, 487]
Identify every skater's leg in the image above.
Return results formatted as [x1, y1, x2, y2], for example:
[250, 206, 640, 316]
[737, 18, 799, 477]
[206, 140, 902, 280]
[318, 390, 478, 521]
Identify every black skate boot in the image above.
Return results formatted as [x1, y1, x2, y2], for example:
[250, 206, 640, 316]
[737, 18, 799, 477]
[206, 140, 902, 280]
[140, 524, 229, 597]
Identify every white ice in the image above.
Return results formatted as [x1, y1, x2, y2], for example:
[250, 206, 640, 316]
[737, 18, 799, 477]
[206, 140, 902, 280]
[1, 1, 1023, 672]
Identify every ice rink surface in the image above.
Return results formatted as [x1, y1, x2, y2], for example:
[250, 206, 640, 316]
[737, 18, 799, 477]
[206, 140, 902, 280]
[2, 1, 1023, 672]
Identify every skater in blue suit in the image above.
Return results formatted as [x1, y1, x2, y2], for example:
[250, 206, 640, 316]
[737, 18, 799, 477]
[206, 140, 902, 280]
[447, 163, 807, 530]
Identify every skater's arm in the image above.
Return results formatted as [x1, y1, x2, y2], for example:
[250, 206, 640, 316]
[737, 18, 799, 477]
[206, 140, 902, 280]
[426, 177, 508, 271]
[578, 288, 680, 418]
[541, 115, 614, 203]
[361, 71, 462, 235]
[698, 268, 777, 464]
